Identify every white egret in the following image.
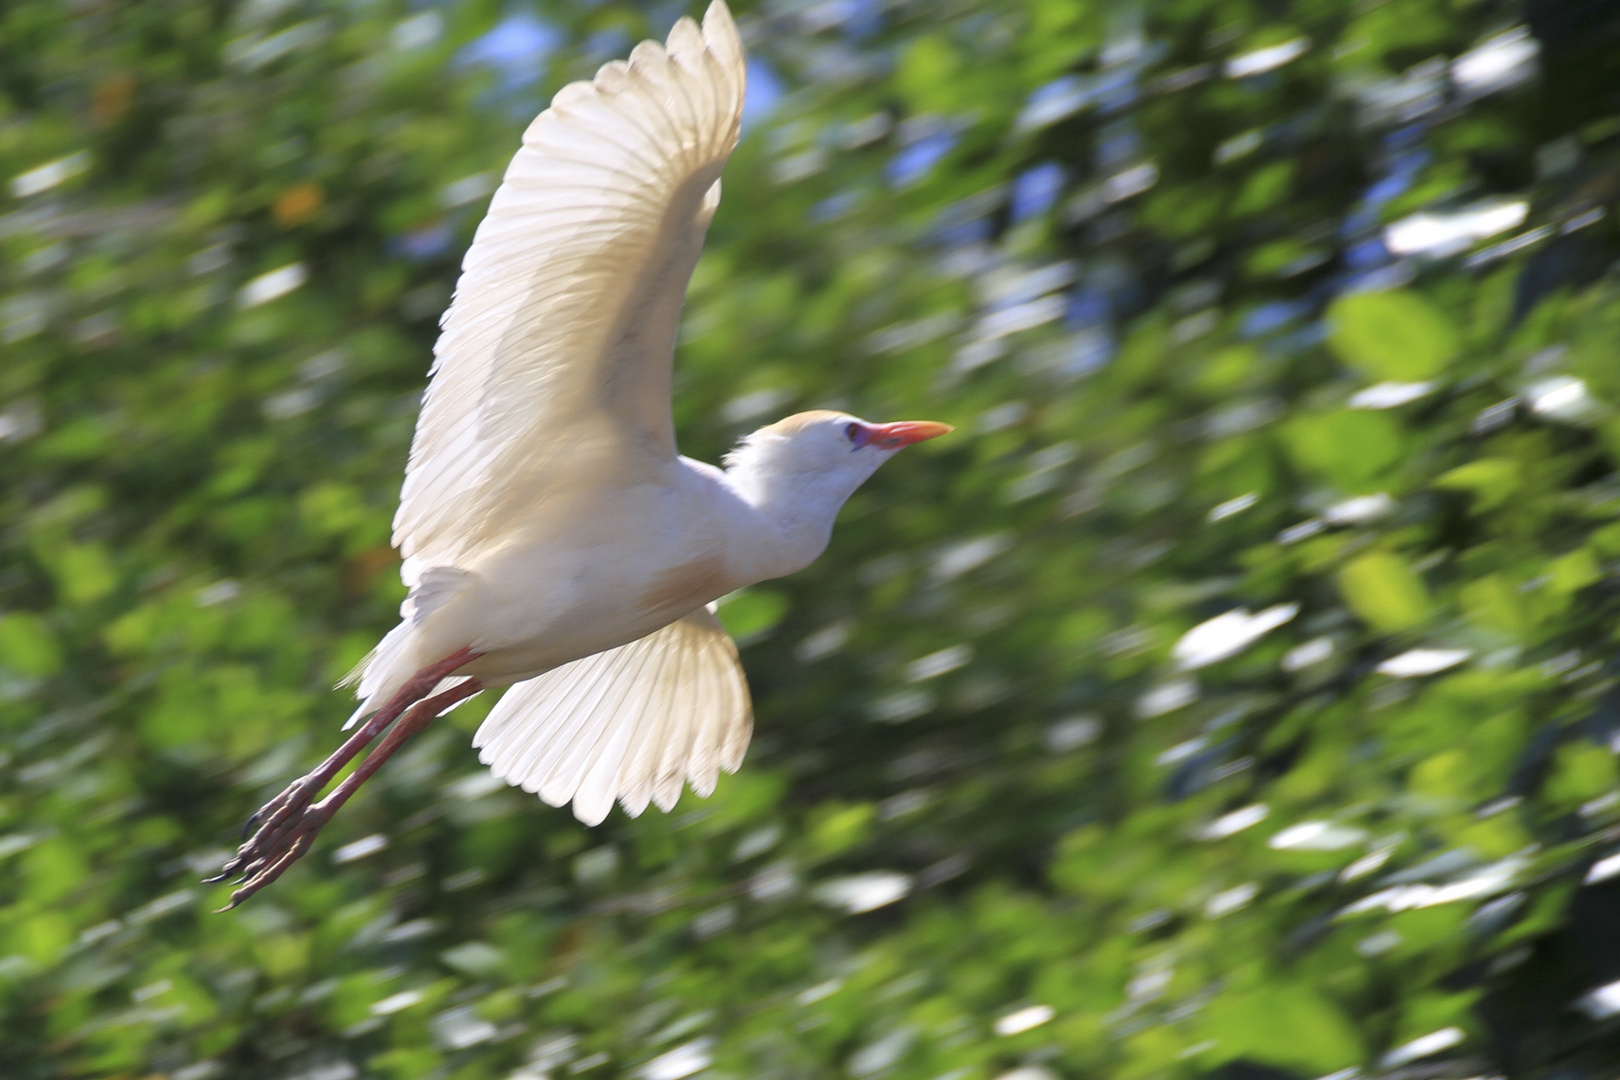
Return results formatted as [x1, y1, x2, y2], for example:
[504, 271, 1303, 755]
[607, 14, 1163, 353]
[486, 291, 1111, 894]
[212, 1, 952, 907]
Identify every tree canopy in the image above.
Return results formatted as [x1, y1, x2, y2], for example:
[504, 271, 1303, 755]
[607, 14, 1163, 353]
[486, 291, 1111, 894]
[3, 0, 1620, 1077]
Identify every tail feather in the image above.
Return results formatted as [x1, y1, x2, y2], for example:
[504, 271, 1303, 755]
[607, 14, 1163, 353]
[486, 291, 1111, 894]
[342, 566, 475, 729]
[337, 648, 376, 691]
[343, 620, 416, 729]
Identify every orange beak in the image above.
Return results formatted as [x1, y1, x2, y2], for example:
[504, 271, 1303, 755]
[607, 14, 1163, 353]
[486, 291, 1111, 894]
[868, 420, 954, 449]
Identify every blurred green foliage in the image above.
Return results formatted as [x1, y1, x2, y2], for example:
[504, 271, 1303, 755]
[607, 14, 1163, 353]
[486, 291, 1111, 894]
[4, 0, 1620, 1078]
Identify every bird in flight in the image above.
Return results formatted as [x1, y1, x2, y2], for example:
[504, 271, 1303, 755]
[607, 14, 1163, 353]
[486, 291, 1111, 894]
[211, 0, 951, 908]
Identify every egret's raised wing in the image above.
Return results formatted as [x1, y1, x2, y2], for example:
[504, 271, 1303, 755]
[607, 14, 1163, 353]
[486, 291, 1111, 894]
[394, 2, 745, 580]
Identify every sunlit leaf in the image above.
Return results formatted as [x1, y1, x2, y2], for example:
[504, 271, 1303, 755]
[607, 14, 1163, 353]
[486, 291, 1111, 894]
[1197, 982, 1362, 1073]
[1434, 458, 1520, 510]
[1328, 290, 1460, 380]
[1282, 409, 1402, 486]
[715, 588, 789, 642]
[1339, 550, 1432, 632]
[0, 613, 62, 676]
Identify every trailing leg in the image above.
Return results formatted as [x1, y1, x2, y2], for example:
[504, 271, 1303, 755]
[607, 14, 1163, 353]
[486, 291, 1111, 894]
[208, 648, 480, 907]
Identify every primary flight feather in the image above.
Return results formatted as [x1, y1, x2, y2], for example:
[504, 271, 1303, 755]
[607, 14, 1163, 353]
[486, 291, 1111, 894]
[210, 0, 951, 908]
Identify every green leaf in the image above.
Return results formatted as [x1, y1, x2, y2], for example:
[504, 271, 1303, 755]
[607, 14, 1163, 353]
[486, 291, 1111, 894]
[1328, 290, 1460, 380]
[15, 911, 73, 967]
[808, 801, 876, 856]
[0, 613, 62, 676]
[1545, 743, 1619, 808]
[1434, 458, 1520, 511]
[53, 543, 117, 604]
[895, 35, 964, 113]
[715, 588, 788, 643]
[1282, 409, 1402, 486]
[1198, 982, 1363, 1074]
[1339, 550, 1431, 632]
[1410, 750, 1470, 800]
[1549, 548, 1601, 596]
[1232, 161, 1294, 217]
[1461, 575, 1532, 636]
[299, 482, 386, 547]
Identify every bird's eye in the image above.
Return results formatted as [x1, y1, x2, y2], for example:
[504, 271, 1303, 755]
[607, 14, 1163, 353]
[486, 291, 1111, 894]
[845, 422, 864, 444]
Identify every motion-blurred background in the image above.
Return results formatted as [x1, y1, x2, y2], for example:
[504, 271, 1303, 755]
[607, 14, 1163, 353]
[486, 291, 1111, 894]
[4, 0, 1620, 1076]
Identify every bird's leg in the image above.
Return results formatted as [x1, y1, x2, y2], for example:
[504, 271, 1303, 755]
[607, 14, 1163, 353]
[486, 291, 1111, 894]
[214, 677, 485, 910]
[210, 647, 478, 872]
[207, 647, 480, 906]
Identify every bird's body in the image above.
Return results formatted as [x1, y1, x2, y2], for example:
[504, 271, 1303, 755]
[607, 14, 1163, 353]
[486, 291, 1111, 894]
[368, 459, 740, 691]
[211, 2, 950, 907]
[362, 444, 830, 697]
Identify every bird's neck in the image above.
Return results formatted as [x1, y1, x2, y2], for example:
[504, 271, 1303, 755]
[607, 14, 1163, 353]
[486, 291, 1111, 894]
[720, 457, 861, 581]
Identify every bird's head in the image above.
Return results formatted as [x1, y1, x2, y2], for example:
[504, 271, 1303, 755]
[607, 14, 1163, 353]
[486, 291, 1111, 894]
[724, 409, 953, 510]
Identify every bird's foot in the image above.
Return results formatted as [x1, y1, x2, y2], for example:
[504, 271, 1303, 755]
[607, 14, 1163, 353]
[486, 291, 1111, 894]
[209, 798, 336, 910]
[205, 771, 328, 894]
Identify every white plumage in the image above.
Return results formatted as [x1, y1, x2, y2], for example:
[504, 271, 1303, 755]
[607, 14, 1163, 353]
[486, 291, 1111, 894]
[213, 1, 950, 907]
[392, 8, 745, 581]
[473, 605, 750, 826]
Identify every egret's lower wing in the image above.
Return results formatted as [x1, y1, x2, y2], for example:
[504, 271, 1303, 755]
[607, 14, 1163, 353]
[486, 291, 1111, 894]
[472, 606, 751, 825]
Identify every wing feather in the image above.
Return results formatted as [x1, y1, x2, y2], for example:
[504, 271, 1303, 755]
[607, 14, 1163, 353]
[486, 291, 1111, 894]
[519, 651, 621, 796]
[638, 616, 696, 811]
[570, 622, 676, 824]
[394, 3, 745, 580]
[538, 624, 663, 809]
[512, 650, 616, 789]
[473, 607, 752, 826]
[686, 634, 721, 797]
